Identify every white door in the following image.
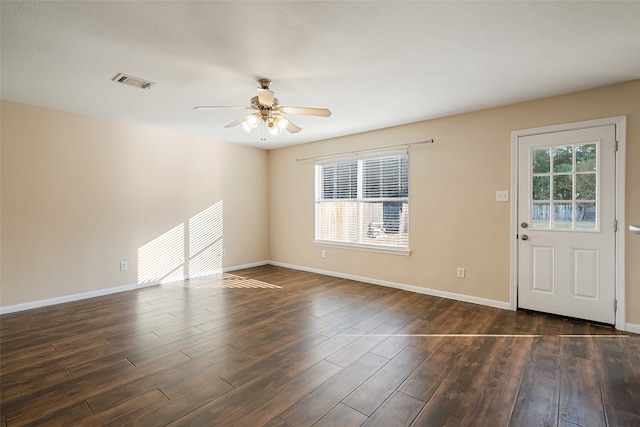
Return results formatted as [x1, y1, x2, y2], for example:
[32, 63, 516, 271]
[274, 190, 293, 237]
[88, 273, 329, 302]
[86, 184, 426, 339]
[517, 125, 616, 324]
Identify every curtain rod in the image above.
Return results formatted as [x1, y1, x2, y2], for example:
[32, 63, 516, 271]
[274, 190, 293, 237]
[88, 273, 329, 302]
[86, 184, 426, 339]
[295, 139, 434, 162]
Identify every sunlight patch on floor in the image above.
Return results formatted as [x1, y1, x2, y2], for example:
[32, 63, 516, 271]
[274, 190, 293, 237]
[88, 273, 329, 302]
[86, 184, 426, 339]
[344, 333, 626, 338]
[170, 273, 281, 289]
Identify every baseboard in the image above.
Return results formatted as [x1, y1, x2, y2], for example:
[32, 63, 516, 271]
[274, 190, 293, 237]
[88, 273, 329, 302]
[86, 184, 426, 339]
[161, 269, 224, 283]
[269, 262, 640, 333]
[0, 260, 271, 315]
[268, 261, 512, 311]
[4, 261, 633, 332]
[224, 260, 270, 272]
[0, 280, 161, 315]
[169, 260, 271, 282]
[625, 322, 640, 334]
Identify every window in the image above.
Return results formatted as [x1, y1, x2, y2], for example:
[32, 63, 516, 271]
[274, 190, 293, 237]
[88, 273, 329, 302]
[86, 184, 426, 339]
[315, 151, 409, 252]
[531, 143, 598, 230]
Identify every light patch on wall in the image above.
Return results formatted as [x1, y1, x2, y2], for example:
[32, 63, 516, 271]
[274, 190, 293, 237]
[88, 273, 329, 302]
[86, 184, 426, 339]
[188, 200, 224, 279]
[137, 223, 185, 284]
[137, 200, 224, 284]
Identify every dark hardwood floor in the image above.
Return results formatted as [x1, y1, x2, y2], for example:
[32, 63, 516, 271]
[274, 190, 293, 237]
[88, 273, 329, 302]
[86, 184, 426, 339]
[1, 265, 638, 426]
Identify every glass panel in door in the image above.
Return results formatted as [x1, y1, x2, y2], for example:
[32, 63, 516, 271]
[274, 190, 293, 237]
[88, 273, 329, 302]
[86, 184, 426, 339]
[530, 143, 598, 231]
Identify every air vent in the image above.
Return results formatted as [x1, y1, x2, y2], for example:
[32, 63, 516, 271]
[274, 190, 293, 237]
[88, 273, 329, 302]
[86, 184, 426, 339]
[111, 73, 155, 90]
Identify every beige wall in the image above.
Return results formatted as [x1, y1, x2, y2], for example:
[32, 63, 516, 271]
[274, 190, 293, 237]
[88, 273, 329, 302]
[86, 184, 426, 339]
[2, 80, 638, 325]
[268, 80, 640, 324]
[1, 101, 269, 307]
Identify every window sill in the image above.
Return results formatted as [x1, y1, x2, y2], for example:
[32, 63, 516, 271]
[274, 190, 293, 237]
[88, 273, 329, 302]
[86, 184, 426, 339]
[313, 240, 411, 256]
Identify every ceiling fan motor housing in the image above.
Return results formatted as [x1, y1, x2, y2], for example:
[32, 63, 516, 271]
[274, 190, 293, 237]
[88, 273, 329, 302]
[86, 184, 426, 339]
[258, 78, 271, 89]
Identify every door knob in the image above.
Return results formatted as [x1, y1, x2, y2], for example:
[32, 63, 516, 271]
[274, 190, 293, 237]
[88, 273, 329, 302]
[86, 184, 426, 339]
[521, 234, 529, 241]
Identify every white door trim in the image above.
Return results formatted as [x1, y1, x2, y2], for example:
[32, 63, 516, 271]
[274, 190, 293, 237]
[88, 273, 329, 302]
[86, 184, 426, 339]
[510, 116, 626, 330]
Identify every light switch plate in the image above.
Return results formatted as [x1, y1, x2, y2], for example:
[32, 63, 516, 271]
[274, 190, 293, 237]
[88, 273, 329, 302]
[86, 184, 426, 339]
[496, 191, 509, 202]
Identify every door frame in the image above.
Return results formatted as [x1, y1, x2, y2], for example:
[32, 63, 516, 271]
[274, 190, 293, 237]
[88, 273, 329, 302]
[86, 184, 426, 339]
[510, 116, 627, 330]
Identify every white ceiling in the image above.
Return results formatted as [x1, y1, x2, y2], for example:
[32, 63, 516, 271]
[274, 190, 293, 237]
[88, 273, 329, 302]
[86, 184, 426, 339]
[2, 1, 639, 149]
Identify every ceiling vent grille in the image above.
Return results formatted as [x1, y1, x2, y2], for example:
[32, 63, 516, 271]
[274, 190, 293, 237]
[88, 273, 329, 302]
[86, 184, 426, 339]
[111, 73, 155, 90]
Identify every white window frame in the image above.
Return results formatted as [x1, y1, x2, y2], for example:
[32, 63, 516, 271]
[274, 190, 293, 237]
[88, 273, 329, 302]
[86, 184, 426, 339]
[314, 150, 410, 255]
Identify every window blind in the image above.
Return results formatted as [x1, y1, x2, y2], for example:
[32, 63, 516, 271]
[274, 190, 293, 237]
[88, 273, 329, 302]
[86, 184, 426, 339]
[315, 151, 409, 250]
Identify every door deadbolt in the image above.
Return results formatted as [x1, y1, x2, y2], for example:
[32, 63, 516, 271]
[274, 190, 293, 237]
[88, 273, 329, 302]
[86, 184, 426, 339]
[521, 234, 529, 240]
[521, 222, 529, 229]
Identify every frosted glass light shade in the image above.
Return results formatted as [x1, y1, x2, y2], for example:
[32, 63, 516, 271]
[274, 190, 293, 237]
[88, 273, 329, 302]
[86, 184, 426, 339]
[247, 114, 259, 128]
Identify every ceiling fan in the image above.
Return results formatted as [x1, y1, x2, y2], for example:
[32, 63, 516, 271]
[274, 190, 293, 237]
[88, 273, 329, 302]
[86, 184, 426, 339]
[194, 78, 331, 139]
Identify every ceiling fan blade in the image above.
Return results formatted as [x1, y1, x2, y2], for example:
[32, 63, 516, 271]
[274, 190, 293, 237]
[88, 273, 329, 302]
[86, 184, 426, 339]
[278, 106, 331, 117]
[224, 115, 254, 128]
[257, 89, 275, 107]
[194, 106, 253, 110]
[286, 120, 302, 134]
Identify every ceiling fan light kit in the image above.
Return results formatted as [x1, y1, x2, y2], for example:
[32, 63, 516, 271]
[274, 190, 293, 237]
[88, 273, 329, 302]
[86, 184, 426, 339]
[195, 78, 331, 141]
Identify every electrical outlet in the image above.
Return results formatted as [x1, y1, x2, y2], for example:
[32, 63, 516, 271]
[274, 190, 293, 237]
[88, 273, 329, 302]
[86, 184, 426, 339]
[120, 261, 128, 271]
[457, 267, 465, 278]
[321, 250, 327, 258]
